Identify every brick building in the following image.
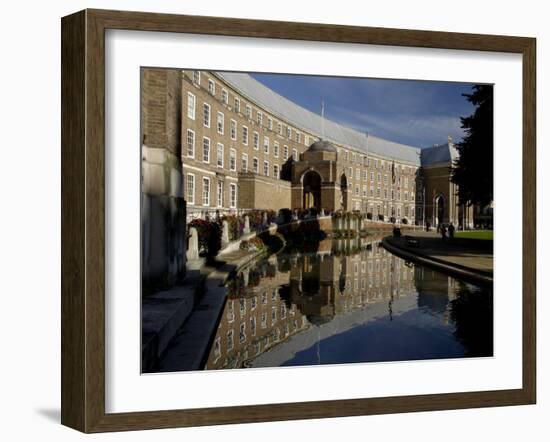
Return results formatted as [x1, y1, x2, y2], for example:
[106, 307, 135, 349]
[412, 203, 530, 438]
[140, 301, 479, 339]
[142, 68, 474, 228]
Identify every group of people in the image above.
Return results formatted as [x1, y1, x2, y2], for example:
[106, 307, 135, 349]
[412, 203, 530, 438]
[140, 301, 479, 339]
[437, 222, 455, 241]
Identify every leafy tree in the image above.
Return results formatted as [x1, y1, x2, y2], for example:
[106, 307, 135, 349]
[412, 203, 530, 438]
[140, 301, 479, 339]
[451, 85, 493, 207]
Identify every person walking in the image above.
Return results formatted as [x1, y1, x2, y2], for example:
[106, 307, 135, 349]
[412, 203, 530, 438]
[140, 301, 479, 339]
[448, 222, 455, 239]
[440, 224, 447, 242]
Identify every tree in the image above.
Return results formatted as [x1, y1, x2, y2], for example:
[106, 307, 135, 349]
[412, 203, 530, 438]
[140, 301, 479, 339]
[451, 85, 493, 207]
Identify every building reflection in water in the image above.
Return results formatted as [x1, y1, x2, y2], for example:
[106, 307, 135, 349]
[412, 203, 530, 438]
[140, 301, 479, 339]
[204, 236, 492, 370]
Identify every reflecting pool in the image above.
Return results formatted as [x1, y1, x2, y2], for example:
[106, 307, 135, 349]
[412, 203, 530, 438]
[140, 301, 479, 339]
[204, 237, 493, 370]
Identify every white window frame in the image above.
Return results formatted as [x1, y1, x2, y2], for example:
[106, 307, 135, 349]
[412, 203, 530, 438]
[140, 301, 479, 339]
[186, 173, 195, 205]
[187, 92, 196, 120]
[263, 160, 269, 177]
[216, 181, 224, 207]
[292, 148, 298, 161]
[245, 104, 252, 119]
[230, 119, 237, 141]
[216, 112, 224, 135]
[208, 78, 215, 95]
[268, 117, 273, 130]
[242, 126, 248, 145]
[234, 97, 240, 113]
[202, 137, 210, 163]
[277, 122, 282, 135]
[241, 153, 248, 172]
[257, 111, 263, 126]
[221, 88, 228, 104]
[202, 177, 210, 206]
[193, 70, 200, 85]
[203, 103, 210, 128]
[229, 148, 237, 171]
[216, 143, 224, 168]
[283, 145, 289, 161]
[253, 131, 259, 150]
[273, 141, 279, 158]
[230, 183, 237, 208]
[263, 136, 269, 154]
[273, 164, 279, 179]
[253, 157, 259, 174]
[186, 129, 195, 158]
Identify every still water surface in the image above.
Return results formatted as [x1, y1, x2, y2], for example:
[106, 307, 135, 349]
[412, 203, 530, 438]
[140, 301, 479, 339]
[204, 237, 493, 370]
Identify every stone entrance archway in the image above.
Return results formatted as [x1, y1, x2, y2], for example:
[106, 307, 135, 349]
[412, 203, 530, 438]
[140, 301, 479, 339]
[435, 194, 445, 226]
[302, 170, 322, 209]
[340, 174, 348, 211]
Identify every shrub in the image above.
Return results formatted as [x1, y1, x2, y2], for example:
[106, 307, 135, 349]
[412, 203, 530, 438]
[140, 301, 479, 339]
[188, 219, 221, 257]
[401, 218, 408, 225]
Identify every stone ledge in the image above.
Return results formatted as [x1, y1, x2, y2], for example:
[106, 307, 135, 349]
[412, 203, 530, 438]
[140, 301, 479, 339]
[382, 236, 493, 287]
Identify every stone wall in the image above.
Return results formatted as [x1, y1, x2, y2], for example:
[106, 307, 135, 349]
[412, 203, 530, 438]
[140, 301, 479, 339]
[141, 68, 187, 294]
[238, 172, 291, 211]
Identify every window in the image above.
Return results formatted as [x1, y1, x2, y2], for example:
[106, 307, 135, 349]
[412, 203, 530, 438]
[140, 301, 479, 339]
[242, 126, 248, 145]
[384, 175, 388, 185]
[263, 136, 269, 154]
[193, 70, 200, 85]
[234, 97, 240, 113]
[226, 330, 233, 351]
[186, 129, 195, 158]
[363, 170, 368, 181]
[216, 143, 224, 168]
[250, 316, 256, 336]
[352, 153, 356, 162]
[241, 153, 248, 172]
[273, 164, 279, 179]
[239, 323, 246, 343]
[187, 92, 196, 120]
[202, 137, 210, 163]
[216, 181, 224, 207]
[230, 119, 237, 140]
[292, 148, 298, 161]
[221, 88, 228, 104]
[268, 117, 273, 130]
[229, 148, 236, 171]
[203, 103, 210, 127]
[273, 142, 279, 158]
[202, 177, 210, 206]
[363, 185, 367, 197]
[208, 79, 215, 95]
[186, 173, 195, 204]
[246, 104, 252, 119]
[263, 161, 269, 176]
[356, 168, 360, 179]
[253, 157, 259, 174]
[295, 132, 300, 143]
[349, 167, 353, 178]
[370, 171, 374, 182]
[257, 112, 263, 126]
[286, 127, 291, 138]
[283, 145, 289, 160]
[277, 122, 282, 135]
[253, 132, 259, 150]
[216, 112, 224, 134]
[355, 185, 359, 196]
[230, 183, 237, 208]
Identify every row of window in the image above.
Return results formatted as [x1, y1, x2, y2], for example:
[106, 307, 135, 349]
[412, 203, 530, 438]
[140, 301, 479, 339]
[185, 174, 237, 207]
[186, 129, 295, 175]
[190, 71, 311, 146]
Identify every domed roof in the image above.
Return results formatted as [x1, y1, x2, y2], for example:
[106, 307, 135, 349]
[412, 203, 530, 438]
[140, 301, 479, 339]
[307, 139, 337, 153]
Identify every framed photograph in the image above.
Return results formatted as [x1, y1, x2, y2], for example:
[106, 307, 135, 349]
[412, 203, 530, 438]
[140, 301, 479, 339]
[61, 9, 536, 433]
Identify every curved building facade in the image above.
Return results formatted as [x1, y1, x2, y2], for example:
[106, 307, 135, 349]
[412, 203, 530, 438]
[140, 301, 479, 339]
[141, 68, 475, 228]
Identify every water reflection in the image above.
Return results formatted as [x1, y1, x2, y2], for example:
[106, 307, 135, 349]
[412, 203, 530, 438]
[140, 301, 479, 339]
[205, 237, 493, 370]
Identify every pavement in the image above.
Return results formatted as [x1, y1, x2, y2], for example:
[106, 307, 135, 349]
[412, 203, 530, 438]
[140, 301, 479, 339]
[384, 230, 493, 285]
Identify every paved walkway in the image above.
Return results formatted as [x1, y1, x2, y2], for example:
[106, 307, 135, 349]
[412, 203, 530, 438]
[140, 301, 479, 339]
[384, 230, 493, 284]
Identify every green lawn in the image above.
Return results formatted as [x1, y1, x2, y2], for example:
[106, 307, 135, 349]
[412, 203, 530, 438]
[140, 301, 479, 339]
[455, 230, 493, 241]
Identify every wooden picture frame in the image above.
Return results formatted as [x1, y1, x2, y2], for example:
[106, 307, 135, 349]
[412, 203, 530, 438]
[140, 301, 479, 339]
[61, 8, 536, 433]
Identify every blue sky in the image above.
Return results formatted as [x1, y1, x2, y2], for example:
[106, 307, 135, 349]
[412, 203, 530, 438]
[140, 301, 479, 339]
[250, 73, 480, 148]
